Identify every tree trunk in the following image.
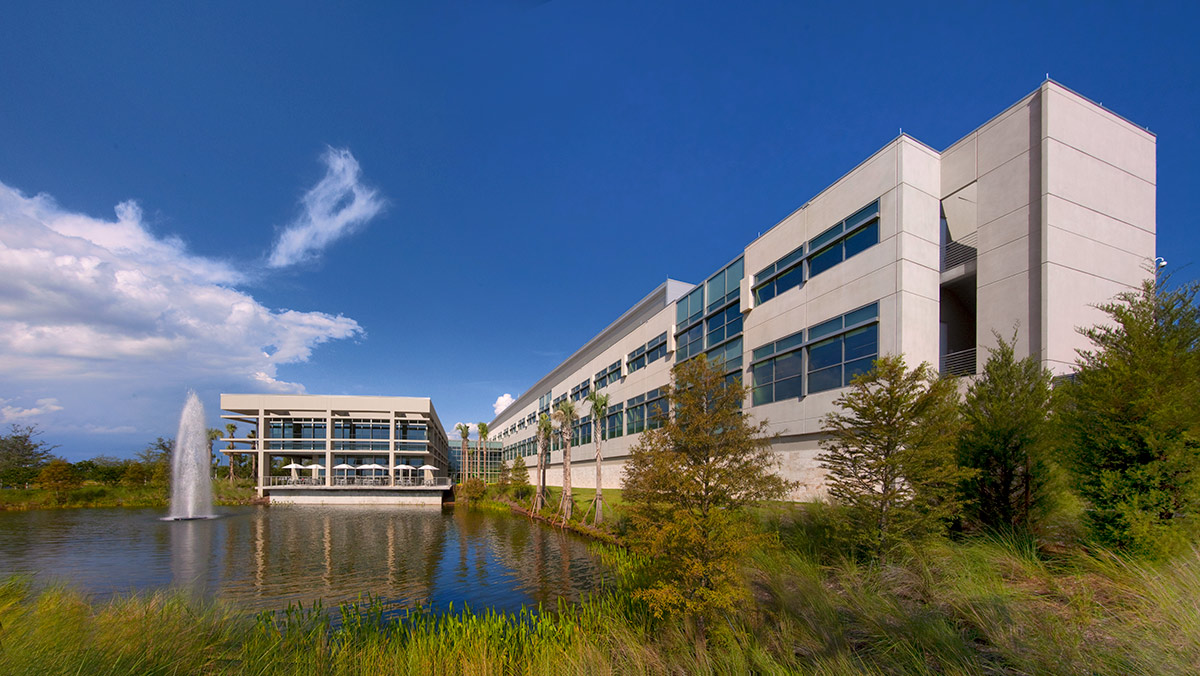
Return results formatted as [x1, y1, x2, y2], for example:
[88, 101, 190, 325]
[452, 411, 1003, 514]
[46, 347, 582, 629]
[593, 426, 603, 524]
[561, 427, 573, 521]
[533, 435, 546, 512]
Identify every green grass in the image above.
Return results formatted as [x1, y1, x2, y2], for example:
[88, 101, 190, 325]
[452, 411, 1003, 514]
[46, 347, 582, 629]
[0, 479, 258, 511]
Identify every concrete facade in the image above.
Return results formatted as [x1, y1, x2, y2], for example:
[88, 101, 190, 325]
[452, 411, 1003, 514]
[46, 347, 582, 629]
[490, 81, 1157, 500]
[220, 393, 452, 505]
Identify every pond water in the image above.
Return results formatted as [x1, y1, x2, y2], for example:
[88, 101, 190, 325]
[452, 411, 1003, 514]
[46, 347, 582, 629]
[0, 505, 607, 614]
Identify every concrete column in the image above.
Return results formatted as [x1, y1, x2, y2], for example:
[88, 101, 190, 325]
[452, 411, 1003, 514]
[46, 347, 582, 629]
[257, 408, 266, 497]
[325, 409, 333, 487]
[389, 411, 397, 486]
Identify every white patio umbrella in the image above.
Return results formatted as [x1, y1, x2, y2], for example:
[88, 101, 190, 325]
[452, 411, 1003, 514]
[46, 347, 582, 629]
[282, 462, 306, 479]
[418, 464, 438, 483]
[305, 463, 325, 481]
[359, 463, 386, 479]
[332, 463, 355, 480]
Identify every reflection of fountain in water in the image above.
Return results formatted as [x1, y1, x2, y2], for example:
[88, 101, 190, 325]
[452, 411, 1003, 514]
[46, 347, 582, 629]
[166, 391, 215, 520]
[170, 517, 213, 597]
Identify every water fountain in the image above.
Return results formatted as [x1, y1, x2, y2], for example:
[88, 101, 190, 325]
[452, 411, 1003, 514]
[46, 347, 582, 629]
[165, 391, 215, 520]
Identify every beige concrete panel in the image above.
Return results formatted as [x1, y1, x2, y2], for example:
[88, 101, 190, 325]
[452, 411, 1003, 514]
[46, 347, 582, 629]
[977, 205, 1031, 254]
[1044, 139, 1156, 233]
[1045, 195, 1156, 262]
[1043, 87, 1156, 184]
[803, 236, 897, 301]
[896, 258, 941, 302]
[876, 189, 900, 242]
[896, 290, 940, 367]
[897, 231, 941, 272]
[978, 234, 1031, 288]
[746, 207, 805, 279]
[942, 183, 978, 239]
[877, 292, 901, 356]
[941, 134, 977, 197]
[1045, 225, 1154, 289]
[977, 100, 1034, 176]
[978, 272, 1033, 357]
[806, 264, 898, 327]
[1043, 262, 1133, 372]
[804, 145, 899, 237]
[899, 184, 942, 247]
[977, 151, 1033, 226]
[900, 140, 941, 197]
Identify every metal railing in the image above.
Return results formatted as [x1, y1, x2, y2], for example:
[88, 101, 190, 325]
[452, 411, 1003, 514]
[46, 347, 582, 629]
[940, 348, 977, 377]
[262, 476, 450, 488]
[941, 232, 978, 271]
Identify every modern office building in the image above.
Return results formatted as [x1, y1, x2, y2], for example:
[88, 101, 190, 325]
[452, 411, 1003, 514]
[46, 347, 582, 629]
[490, 81, 1156, 499]
[220, 394, 452, 504]
[448, 438, 505, 484]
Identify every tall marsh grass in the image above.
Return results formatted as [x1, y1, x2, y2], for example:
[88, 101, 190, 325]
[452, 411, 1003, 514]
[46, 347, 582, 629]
[2, 514, 1197, 674]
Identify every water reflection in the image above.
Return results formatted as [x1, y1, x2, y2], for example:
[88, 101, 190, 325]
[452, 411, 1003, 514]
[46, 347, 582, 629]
[0, 506, 605, 614]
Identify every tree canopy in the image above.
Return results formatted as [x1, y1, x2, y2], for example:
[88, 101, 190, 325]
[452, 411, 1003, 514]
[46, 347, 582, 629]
[622, 355, 793, 639]
[0, 425, 58, 488]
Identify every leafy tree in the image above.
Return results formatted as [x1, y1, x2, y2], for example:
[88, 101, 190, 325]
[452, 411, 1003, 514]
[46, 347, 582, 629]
[37, 459, 81, 503]
[458, 477, 485, 503]
[82, 455, 127, 486]
[454, 423, 471, 482]
[0, 424, 57, 488]
[137, 437, 173, 485]
[533, 413, 553, 512]
[1058, 277, 1200, 557]
[554, 400, 578, 521]
[496, 457, 512, 491]
[510, 456, 531, 500]
[207, 428, 222, 476]
[122, 462, 151, 487]
[958, 331, 1055, 533]
[818, 355, 972, 559]
[585, 390, 610, 524]
[622, 356, 794, 642]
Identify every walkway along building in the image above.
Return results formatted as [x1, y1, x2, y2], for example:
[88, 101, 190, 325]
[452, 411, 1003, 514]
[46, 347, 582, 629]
[220, 394, 452, 505]
[488, 81, 1157, 499]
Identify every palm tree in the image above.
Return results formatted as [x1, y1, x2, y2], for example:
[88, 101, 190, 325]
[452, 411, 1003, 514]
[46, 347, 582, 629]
[476, 422, 490, 483]
[585, 390, 610, 524]
[534, 413, 553, 512]
[554, 400, 577, 521]
[455, 423, 471, 483]
[207, 428, 223, 479]
[225, 422, 237, 484]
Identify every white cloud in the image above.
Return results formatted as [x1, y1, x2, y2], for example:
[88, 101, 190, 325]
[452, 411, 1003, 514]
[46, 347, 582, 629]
[493, 393, 515, 416]
[0, 179, 363, 445]
[267, 147, 385, 268]
[0, 397, 63, 422]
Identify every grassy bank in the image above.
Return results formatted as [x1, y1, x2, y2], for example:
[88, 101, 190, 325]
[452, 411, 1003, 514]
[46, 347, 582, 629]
[2, 503, 1197, 675]
[0, 479, 259, 511]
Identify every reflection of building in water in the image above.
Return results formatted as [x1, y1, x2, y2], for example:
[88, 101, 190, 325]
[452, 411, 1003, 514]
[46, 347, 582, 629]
[220, 394, 453, 505]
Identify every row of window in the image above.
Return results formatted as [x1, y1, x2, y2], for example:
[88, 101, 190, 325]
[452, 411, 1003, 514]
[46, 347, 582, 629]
[751, 302, 880, 406]
[266, 419, 428, 441]
[627, 332, 668, 374]
[595, 360, 622, 389]
[626, 388, 667, 435]
[570, 379, 591, 402]
[753, 200, 880, 305]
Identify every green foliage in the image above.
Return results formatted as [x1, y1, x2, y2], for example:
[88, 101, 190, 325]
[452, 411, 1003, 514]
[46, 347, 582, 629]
[958, 330, 1055, 533]
[495, 458, 512, 490]
[121, 462, 151, 487]
[0, 425, 57, 488]
[819, 355, 973, 559]
[458, 477, 486, 503]
[136, 437, 173, 485]
[622, 355, 794, 637]
[1058, 277, 1200, 558]
[510, 455, 530, 499]
[36, 460, 81, 504]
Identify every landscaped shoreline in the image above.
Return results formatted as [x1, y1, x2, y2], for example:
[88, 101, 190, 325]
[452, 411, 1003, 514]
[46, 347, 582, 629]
[1, 501, 1196, 675]
[0, 479, 261, 511]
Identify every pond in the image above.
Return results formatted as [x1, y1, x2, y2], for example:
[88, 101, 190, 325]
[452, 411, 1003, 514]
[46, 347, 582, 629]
[0, 505, 607, 615]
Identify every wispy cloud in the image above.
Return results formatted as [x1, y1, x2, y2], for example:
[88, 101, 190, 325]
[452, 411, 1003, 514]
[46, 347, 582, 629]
[493, 393, 515, 416]
[0, 397, 63, 422]
[0, 179, 363, 444]
[267, 147, 385, 268]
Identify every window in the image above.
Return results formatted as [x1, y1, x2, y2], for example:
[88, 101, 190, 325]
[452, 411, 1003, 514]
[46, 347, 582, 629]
[675, 323, 704, 362]
[573, 416, 592, 446]
[809, 201, 880, 278]
[604, 404, 624, 440]
[646, 332, 668, 364]
[645, 388, 667, 430]
[752, 199, 881, 304]
[625, 393, 647, 435]
[705, 258, 743, 314]
[627, 344, 647, 374]
[676, 286, 704, 327]
[750, 302, 879, 403]
[751, 331, 805, 406]
[706, 336, 743, 373]
[570, 379, 591, 402]
[595, 361, 622, 389]
[706, 302, 743, 348]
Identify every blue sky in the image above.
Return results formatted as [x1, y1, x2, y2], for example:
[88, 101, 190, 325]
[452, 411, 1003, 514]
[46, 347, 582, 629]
[1, 2, 1197, 460]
